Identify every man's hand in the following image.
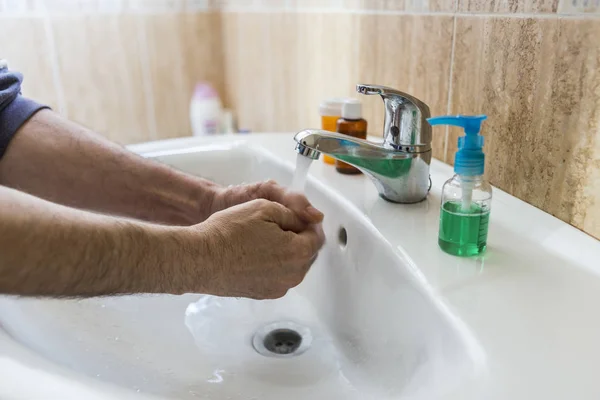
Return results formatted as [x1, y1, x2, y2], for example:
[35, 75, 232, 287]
[176, 199, 325, 299]
[0, 186, 325, 298]
[209, 180, 324, 225]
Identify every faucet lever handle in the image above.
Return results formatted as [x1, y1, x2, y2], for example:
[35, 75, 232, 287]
[356, 84, 409, 99]
[356, 83, 432, 149]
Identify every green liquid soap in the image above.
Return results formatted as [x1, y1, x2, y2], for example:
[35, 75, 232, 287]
[439, 201, 489, 257]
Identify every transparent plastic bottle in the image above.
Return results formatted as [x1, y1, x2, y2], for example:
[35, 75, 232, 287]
[439, 175, 492, 256]
[428, 115, 491, 257]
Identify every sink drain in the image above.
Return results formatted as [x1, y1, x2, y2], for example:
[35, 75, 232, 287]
[264, 329, 302, 355]
[253, 322, 312, 358]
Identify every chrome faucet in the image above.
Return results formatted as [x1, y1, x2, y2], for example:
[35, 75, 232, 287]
[294, 84, 433, 203]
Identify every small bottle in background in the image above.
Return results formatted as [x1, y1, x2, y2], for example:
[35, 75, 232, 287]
[190, 82, 222, 136]
[319, 98, 349, 165]
[336, 99, 367, 174]
[219, 109, 237, 134]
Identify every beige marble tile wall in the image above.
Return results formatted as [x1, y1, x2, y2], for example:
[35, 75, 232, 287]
[0, 0, 598, 238]
[219, 0, 600, 239]
[0, 0, 224, 143]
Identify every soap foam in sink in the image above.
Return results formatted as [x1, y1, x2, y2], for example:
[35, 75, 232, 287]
[291, 153, 313, 192]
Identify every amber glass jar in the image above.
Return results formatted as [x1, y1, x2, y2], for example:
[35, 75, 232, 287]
[336, 99, 367, 174]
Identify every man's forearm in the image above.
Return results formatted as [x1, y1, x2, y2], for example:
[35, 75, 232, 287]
[0, 110, 217, 225]
[0, 185, 186, 296]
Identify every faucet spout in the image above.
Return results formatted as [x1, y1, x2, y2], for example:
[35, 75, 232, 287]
[294, 129, 406, 159]
[295, 141, 320, 160]
[293, 129, 431, 203]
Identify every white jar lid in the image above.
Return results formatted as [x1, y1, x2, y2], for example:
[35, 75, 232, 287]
[342, 99, 362, 120]
[319, 97, 353, 116]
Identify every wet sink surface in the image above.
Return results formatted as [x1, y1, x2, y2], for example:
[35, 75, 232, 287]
[0, 143, 483, 399]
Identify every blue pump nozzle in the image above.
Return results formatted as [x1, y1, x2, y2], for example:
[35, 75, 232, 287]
[427, 115, 487, 176]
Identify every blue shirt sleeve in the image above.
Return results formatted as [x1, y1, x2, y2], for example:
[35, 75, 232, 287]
[0, 60, 49, 159]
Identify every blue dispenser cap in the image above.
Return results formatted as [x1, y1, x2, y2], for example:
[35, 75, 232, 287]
[427, 115, 487, 176]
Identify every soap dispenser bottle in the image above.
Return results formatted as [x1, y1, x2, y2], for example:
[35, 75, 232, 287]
[427, 115, 491, 257]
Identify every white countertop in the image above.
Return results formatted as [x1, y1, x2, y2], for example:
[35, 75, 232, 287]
[2, 133, 600, 399]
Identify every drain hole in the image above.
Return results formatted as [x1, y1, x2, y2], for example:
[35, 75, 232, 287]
[263, 329, 302, 355]
[253, 322, 312, 358]
[338, 226, 348, 248]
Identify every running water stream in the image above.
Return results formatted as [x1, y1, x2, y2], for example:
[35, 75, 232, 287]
[290, 153, 313, 192]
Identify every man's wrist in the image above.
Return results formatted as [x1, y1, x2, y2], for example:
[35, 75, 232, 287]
[186, 176, 221, 223]
[145, 222, 215, 295]
[142, 168, 221, 226]
[106, 221, 186, 295]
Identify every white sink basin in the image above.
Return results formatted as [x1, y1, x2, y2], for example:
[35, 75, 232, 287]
[0, 142, 483, 399]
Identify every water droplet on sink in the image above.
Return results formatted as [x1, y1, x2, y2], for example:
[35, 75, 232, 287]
[207, 369, 225, 383]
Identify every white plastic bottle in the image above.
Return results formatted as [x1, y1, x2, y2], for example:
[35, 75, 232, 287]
[190, 82, 222, 136]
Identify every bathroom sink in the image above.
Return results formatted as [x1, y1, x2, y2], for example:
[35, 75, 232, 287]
[0, 142, 483, 399]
